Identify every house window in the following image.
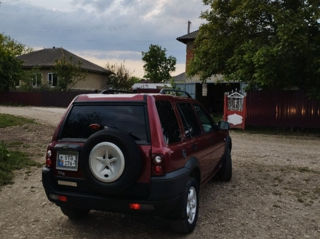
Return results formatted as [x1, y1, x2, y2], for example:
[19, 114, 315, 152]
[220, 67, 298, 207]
[48, 73, 58, 87]
[32, 73, 42, 88]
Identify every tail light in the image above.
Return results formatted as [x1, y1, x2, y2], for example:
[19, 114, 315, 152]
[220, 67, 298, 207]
[129, 203, 141, 210]
[152, 154, 165, 176]
[58, 195, 68, 202]
[45, 145, 54, 168]
[49, 194, 68, 202]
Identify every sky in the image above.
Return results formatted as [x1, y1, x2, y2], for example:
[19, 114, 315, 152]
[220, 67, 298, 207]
[0, 0, 208, 77]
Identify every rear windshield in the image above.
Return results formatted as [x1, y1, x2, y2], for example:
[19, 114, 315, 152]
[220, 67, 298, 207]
[60, 104, 149, 144]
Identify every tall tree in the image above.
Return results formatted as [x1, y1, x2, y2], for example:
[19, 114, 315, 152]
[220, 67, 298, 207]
[105, 63, 140, 90]
[54, 56, 86, 91]
[0, 34, 31, 91]
[189, 0, 320, 98]
[142, 44, 176, 83]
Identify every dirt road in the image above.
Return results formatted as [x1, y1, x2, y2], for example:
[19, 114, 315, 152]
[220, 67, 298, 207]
[0, 106, 66, 127]
[0, 107, 319, 239]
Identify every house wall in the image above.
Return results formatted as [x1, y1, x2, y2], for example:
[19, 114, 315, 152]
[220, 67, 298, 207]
[186, 42, 194, 72]
[41, 69, 54, 87]
[22, 70, 107, 90]
[176, 83, 196, 99]
[72, 72, 107, 90]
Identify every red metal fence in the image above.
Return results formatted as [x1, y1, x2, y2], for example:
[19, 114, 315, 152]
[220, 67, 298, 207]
[0, 91, 94, 107]
[2, 90, 320, 129]
[246, 91, 320, 129]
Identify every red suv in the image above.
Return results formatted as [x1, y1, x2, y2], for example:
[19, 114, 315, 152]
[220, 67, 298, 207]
[42, 90, 232, 233]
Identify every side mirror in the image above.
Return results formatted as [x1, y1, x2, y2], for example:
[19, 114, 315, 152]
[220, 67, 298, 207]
[218, 121, 230, 130]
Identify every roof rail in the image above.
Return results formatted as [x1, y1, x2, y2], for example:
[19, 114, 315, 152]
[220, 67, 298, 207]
[100, 89, 133, 94]
[159, 88, 192, 98]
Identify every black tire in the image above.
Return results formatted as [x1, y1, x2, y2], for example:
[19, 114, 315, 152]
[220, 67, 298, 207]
[217, 144, 232, 181]
[60, 206, 89, 220]
[80, 128, 142, 195]
[170, 178, 199, 234]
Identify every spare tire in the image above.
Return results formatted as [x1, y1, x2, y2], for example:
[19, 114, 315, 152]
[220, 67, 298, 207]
[80, 128, 142, 194]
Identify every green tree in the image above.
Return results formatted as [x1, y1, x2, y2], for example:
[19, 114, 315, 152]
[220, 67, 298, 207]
[189, 0, 320, 98]
[105, 63, 139, 90]
[54, 56, 86, 91]
[142, 44, 176, 83]
[20, 68, 42, 91]
[0, 34, 31, 91]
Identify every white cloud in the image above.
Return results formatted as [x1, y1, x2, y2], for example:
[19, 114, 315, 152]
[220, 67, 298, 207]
[7, 0, 76, 12]
[0, 0, 208, 72]
[75, 49, 185, 78]
[76, 49, 141, 59]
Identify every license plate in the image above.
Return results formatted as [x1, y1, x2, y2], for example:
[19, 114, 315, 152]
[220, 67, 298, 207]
[56, 151, 79, 171]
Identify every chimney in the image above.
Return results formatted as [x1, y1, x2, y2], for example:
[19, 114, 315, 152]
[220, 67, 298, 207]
[188, 20, 191, 34]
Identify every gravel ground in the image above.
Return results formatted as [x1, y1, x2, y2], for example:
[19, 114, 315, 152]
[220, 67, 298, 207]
[0, 107, 319, 239]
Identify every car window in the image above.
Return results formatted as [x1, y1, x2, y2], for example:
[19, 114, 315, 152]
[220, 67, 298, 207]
[60, 105, 149, 144]
[156, 100, 181, 144]
[177, 103, 201, 137]
[194, 104, 214, 133]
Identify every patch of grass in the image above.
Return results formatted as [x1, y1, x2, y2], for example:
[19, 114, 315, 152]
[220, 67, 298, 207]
[0, 142, 40, 186]
[0, 114, 34, 128]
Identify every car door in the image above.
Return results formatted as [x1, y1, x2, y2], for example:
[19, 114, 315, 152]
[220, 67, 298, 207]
[193, 104, 226, 176]
[155, 100, 186, 172]
[176, 102, 214, 182]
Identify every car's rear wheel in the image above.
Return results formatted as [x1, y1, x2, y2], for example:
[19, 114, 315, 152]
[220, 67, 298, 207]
[60, 206, 89, 220]
[171, 177, 199, 234]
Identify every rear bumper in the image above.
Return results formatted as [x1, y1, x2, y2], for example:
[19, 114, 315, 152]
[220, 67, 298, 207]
[42, 167, 190, 216]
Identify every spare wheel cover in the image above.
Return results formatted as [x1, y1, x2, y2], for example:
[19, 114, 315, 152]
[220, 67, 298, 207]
[81, 128, 142, 194]
[89, 142, 125, 183]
